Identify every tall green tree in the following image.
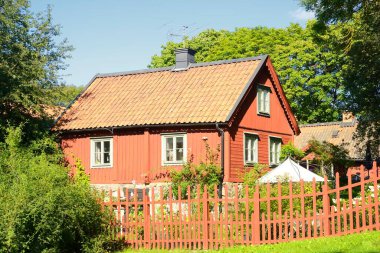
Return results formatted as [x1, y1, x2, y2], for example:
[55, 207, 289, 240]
[0, 0, 72, 141]
[47, 84, 84, 107]
[301, 0, 380, 158]
[150, 23, 347, 124]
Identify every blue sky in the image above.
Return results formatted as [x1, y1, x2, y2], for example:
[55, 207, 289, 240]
[30, 0, 314, 87]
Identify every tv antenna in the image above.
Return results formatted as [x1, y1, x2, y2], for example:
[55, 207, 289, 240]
[167, 24, 200, 47]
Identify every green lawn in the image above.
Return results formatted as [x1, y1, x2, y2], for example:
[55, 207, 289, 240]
[121, 231, 380, 253]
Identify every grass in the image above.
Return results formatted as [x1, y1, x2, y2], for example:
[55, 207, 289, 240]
[121, 231, 380, 253]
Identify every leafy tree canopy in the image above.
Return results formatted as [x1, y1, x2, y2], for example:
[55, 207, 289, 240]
[0, 0, 72, 141]
[301, 0, 380, 159]
[280, 142, 305, 161]
[150, 23, 348, 125]
[47, 84, 84, 107]
[305, 138, 352, 177]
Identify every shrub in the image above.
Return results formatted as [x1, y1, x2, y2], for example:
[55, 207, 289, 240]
[0, 127, 112, 253]
[170, 141, 222, 198]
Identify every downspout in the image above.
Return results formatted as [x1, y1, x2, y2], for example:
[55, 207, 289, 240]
[216, 123, 224, 200]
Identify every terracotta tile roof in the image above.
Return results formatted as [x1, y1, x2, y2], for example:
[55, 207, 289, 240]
[294, 120, 364, 160]
[54, 55, 299, 134]
[54, 57, 263, 130]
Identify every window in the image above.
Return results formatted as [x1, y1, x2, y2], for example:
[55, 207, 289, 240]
[161, 133, 187, 165]
[90, 138, 113, 168]
[257, 86, 270, 115]
[244, 133, 258, 165]
[269, 137, 281, 165]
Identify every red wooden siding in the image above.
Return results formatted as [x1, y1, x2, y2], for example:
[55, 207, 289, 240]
[229, 129, 292, 181]
[228, 68, 294, 181]
[61, 128, 220, 184]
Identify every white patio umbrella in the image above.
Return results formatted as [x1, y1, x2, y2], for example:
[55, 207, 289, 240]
[258, 157, 325, 183]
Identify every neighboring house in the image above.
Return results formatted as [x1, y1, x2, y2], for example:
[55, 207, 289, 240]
[54, 49, 300, 189]
[294, 113, 379, 178]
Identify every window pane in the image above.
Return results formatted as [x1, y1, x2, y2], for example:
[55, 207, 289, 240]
[165, 137, 174, 161]
[176, 137, 183, 149]
[95, 141, 101, 153]
[245, 136, 250, 152]
[104, 152, 110, 164]
[104, 141, 110, 152]
[166, 150, 174, 161]
[166, 137, 173, 150]
[270, 139, 281, 164]
[94, 141, 102, 165]
[245, 134, 258, 163]
[176, 137, 184, 161]
[176, 148, 183, 161]
[264, 91, 269, 113]
[276, 141, 281, 163]
[270, 141, 274, 163]
[95, 153, 101, 164]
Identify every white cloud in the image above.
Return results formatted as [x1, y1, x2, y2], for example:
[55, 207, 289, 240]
[290, 8, 315, 21]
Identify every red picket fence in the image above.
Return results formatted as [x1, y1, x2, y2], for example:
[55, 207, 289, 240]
[102, 165, 380, 249]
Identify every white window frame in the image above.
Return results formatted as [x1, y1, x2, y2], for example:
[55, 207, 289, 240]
[257, 85, 271, 115]
[90, 137, 113, 168]
[244, 132, 259, 165]
[269, 136, 282, 166]
[161, 133, 187, 165]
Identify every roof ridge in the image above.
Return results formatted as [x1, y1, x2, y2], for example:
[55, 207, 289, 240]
[300, 121, 341, 127]
[300, 120, 357, 128]
[96, 55, 267, 78]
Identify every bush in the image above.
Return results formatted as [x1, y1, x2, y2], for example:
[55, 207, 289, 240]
[0, 127, 112, 253]
[170, 141, 222, 198]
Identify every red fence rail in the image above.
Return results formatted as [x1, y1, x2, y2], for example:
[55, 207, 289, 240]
[103, 165, 380, 249]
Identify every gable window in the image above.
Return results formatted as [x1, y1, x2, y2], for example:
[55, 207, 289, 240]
[257, 86, 270, 115]
[161, 133, 187, 165]
[244, 133, 258, 165]
[269, 137, 281, 165]
[91, 137, 113, 168]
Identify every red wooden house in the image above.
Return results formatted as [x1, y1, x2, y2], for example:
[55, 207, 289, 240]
[54, 49, 300, 188]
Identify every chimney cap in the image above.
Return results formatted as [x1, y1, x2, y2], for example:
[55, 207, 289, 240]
[174, 48, 196, 54]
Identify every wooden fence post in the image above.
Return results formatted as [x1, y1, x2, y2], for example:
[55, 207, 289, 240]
[322, 176, 330, 236]
[202, 186, 209, 250]
[143, 188, 150, 248]
[252, 185, 260, 244]
[373, 171, 379, 230]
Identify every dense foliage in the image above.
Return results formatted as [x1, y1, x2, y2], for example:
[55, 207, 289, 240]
[170, 142, 222, 198]
[0, 0, 72, 141]
[150, 23, 347, 124]
[0, 127, 113, 253]
[302, 0, 380, 159]
[280, 142, 305, 161]
[47, 84, 84, 107]
[304, 138, 352, 177]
